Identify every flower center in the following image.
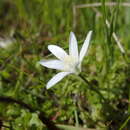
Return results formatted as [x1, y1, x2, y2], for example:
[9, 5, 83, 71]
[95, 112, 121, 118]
[62, 55, 80, 74]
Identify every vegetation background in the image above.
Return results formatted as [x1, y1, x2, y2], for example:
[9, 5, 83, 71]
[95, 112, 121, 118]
[0, 0, 130, 129]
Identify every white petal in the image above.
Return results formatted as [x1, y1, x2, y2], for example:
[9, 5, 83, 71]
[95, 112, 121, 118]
[79, 31, 92, 62]
[69, 32, 78, 60]
[39, 60, 64, 70]
[46, 72, 71, 89]
[48, 45, 68, 60]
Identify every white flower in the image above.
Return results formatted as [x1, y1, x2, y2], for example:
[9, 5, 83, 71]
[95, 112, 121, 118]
[39, 31, 92, 89]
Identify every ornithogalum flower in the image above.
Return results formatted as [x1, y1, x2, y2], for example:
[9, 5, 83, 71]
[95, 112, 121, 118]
[39, 31, 92, 89]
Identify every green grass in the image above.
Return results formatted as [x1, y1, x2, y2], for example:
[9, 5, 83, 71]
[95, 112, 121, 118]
[0, 0, 130, 129]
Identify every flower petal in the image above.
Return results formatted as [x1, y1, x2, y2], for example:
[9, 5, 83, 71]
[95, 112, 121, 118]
[46, 72, 71, 89]
[69, 32, 78, 61]
[39, 60, 64, 70]
[48, 45, 68, 60]
[79, 31, 92, 62]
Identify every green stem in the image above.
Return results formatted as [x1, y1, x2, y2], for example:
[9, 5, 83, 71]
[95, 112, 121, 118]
[119, 116, 130, 130]
[78, 74, 106, 102]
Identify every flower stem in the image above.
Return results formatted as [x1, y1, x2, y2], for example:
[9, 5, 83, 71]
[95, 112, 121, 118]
[78, 74, 106, 102]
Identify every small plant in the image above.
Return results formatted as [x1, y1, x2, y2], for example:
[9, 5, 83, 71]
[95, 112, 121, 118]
[39, 31, 92, 89]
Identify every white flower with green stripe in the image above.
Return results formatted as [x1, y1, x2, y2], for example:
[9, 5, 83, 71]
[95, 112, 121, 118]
[39, 31, 92, 89]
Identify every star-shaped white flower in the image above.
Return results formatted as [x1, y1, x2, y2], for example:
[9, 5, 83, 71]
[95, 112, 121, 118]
[39, 31, 92, 89]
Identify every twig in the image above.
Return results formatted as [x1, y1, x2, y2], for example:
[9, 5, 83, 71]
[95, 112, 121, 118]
[73, 3, 125, 54]
[73, 2, 130, 28]
[0, 119, 10, 129]
[73, 4, 77, 31]
[75, 2, 130, 8]
[121, 99, 130, 104]
[0, 96, 59, 130]
[93, 7, 125, 54]
[105, 20, 125, 54]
